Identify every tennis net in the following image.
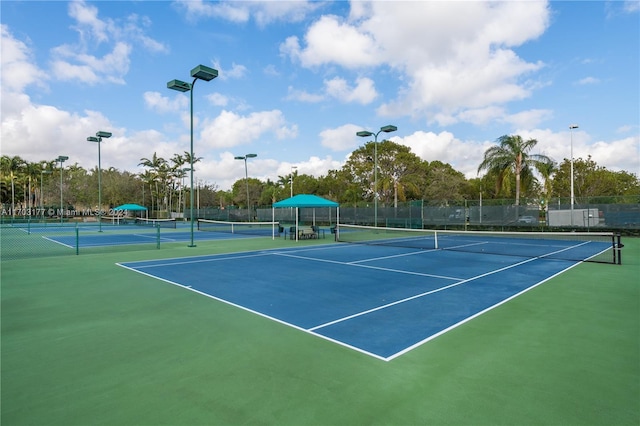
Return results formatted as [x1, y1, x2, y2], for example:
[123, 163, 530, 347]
[134, 218, 177, 228]
[336, 224, 622, 264]
[197, 219, 280, 237]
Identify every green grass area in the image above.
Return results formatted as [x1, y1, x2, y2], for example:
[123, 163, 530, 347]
[2, 236, 638, 425]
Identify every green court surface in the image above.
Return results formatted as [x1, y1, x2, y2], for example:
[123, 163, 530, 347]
[1, 236, 638, 425]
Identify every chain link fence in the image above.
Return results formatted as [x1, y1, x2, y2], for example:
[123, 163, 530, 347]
[256, 196, 639, 233]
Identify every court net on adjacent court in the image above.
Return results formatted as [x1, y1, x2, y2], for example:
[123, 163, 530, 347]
[197, 219, 279, 236]
[336, 224, 623, 264]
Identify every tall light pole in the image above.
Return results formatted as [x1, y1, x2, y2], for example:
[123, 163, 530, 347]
[569, 124, 579, 227]
[168, 64, 218, 247]
[40, 169, 52, 220]
[56, 156, 69, 224]
[234, 154, 257, 221]
[87, 131, 112, 232]
[356, 125, 397, 226]
[290, 165, 297, 198]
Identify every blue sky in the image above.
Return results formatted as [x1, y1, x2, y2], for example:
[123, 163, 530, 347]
[1, 0, 638, 191]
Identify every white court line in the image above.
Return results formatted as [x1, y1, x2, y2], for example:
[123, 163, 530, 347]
[308, 241, 591, 333]
[347, 248, 438, 264]
[117, 239, 598, 362]
[41, 235, 74, 248]
[273, 251, 464, 281]
[130, 251, 275, 268]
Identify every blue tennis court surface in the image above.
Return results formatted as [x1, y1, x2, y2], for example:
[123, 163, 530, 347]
[117, 242, 593, 361]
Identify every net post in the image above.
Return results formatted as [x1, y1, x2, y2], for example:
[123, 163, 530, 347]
[616, 234, 622, 265]
[156, 224, 160, 249]
[434, 230, 439, 249]
[75, 225, 79, 255]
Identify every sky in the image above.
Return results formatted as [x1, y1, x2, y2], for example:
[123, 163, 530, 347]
[1, 0, 639, 192]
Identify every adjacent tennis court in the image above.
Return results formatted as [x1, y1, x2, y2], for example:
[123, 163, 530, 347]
[13, 218, 281, 249]
[118, 226, 619, 360]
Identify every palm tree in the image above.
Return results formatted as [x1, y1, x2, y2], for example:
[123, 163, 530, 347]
[537, 158, 556, 204]
[477, 135, 553, 206]
[0, 155, 26, 216]
[139, 153, 169, 214]
[139, 170, 157, 212]
[24, 161, 44, 209]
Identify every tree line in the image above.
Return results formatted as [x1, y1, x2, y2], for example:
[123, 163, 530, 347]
[1, 135, 638, 216]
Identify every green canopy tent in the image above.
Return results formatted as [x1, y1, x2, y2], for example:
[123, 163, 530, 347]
[272, 194, 339, 241]
[112, 203, 148, 224]
[113, 203, 147, 212]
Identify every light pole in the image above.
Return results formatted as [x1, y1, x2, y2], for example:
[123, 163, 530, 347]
[168, 64, 218, 247]
[234, 154, 257, 221]
[569, 124, 579, 227]
[290, 166, 297, 198]
[356, 125, 397, 226]
[56, 156, 69, 224]
[40, 169, 52, 220]
[87, 131, 112, 231]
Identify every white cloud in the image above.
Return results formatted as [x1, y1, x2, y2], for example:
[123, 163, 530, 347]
[263, 64, 280, 77]
[206, 92, 229, 107]
[514, 129, 640, 177]
[399, 131, 490, 179]
[174, 0, 322, 26]
[50, 41, 133, 85]
[286, 77, 378, 104]
[324, 77, 377, 104]
[283, 1, 550, 126]
[576, 76, 600, 85]
[176, 0, 250, 23]
[68, 0, 109, 43]
[48, 1, 166, 86]
[199, 110, 298, 149]
[285, 86, 325, 103]
[502, 109, 554, 129]
[624, 0, 640, 13]
[0, 25, 47, 94]
[213, 60, 248, 80]
[588, 136, 639, 175]
[143, 91, 188, 113]
[319, 124, 363, 151]
[281, 15, 380, 68]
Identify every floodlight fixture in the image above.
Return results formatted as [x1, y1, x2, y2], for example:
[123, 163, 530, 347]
[356, 124, 398, 226]
[569, 124, 579, 226]
[290, 165, 298, 197]
[190, 65, 218, 81]
[235, 154, 258, 221]
[56, 156, 69, 224]
[167, 64, 219, 247]
[167, 79, 191, 92]
[88, 131, 111, 231]
[40, 169, 52, 219]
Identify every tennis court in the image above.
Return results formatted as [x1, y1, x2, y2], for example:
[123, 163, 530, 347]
[118, 226, 620, 360]
[2, 225, 638, 425]
[13, 219, 281, 249]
